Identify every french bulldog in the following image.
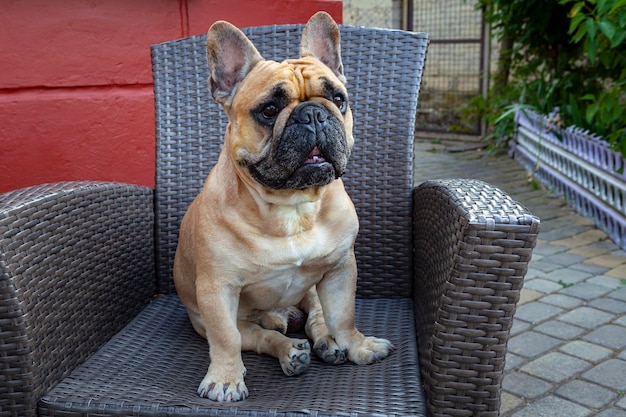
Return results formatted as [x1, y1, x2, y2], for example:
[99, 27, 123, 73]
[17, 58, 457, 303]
[173, 11, 394, 402]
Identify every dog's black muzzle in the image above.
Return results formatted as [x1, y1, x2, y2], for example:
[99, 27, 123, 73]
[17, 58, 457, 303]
[247, 102, 350, 190]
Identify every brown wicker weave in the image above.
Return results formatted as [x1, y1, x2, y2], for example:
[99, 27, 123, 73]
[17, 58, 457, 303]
[0, 23, 539, 417]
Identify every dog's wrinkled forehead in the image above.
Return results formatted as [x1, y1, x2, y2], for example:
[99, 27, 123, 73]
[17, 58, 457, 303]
[235, 57, 345, 107]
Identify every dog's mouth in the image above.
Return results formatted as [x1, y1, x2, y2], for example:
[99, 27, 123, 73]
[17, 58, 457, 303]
[300, 146, 326, 166]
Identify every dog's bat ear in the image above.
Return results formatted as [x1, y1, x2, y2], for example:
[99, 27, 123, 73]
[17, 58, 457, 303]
[300, 12, 345, 84]
[206, 21, 263, 105]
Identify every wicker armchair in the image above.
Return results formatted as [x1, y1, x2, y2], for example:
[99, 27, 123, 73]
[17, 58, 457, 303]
[0, 24, 539, 417]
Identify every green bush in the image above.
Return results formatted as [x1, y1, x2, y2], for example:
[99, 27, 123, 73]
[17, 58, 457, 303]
[469, 0, 626, 156]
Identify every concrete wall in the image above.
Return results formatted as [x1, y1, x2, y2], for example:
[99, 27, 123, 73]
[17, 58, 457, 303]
[0, 0, 342, 193]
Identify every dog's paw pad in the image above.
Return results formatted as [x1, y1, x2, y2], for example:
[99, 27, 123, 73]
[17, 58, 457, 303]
[314, 337, 347, 364]
[280, 339, 311, 376]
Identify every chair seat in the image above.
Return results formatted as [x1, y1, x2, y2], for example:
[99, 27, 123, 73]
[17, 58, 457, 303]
[39, 295, 427, 416]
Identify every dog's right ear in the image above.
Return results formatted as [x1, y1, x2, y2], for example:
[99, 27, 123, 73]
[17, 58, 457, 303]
[206, 21, 263, 106]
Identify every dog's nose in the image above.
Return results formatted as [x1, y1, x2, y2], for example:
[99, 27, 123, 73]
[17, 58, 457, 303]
[293, 103, 328, 127]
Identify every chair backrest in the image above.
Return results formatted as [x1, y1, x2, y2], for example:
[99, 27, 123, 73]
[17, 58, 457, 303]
[151, 24, 428, 297]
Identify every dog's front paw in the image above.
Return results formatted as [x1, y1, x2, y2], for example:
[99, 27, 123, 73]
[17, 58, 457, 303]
[313, 335, 347, 364]
[348, 336, 395, 365]
[197, 368, 248, 402]
[279, 339, 311, 376]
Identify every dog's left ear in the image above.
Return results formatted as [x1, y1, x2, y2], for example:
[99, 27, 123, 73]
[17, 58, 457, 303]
[300, 12, 346, 84]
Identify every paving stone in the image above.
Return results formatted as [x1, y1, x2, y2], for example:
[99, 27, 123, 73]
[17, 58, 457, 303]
[608, 286, 626, 301]
[610, 249, 626, 257]
[534, 244, 569, 256]
[531, 256, 563, 272]
[583, 359, 626, 391]
[584, 325, 626, 349]
[559, 340, 613, 362]
[510, 319, 532, 336]
[540, 293, 585, 309]
[586, 254, 626, 268]
[521, 352, 591, 383]
[596, 408, 626, 417]
[544, 268, 591, 285]
[544, 217, 583, 231]
[552, 230, 607, 248]
[523, 278, 563, 293]
[503, 371, 552, 399]
[617, 395, 626, 410]
[508, 331, 562, 358]
[588, 298, 626, 314]
[509, 395, 591, 417]
[619, 350, 626, 360]
[557, 380, 617, 408]
[560, 282, 612, 300]
[558, 306, 615, 329]
[525, 267, 544, 280]
[535, 320, 586, 339]
[540, 228, 586, 242]
[528, 261, 562, 273]
[500, 391, 523, 416]
[614, 315, 626, 326]
[504, 353, 527, 372]
[569, 245, 612, 258]
[514, 302, 564, 324]
[571, 216, 596, 227]
[569, 261, 610, 274]
[546, 253, 588, 267]
[593, 240, 622, 250]
[588, 275, 625, 289]
[519, 288, 543, 304]
[607, 264, 626, 279]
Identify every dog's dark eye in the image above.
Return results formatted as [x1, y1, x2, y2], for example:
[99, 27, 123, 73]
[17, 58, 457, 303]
[261, 104, 279, 119]
[333, 94, 347, 112]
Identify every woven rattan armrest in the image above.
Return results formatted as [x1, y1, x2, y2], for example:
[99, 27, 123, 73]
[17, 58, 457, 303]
[413, 178, 540, 417]
[0, 182, 156, 417]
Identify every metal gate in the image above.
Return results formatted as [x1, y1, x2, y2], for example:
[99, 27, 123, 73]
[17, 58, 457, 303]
[343, 0, 489, 135]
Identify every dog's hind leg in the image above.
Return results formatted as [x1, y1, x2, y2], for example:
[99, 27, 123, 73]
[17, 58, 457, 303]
[239, 320, 311, 376]
[300, 287, 347, 364]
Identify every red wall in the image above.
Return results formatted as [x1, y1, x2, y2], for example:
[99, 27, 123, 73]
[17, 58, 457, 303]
[0, 0, 342, 193]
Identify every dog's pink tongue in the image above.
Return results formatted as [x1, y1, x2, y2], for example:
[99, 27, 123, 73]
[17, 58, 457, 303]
[303, 147, 325, 164]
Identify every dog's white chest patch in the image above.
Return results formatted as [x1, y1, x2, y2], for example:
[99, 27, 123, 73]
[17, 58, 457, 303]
[245, 227, 334, 308]
[267, 227, 322, 270]
[275, 202, 316, 236]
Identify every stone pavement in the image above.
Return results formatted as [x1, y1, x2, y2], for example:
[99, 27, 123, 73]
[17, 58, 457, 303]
[414, 140, 626, 417]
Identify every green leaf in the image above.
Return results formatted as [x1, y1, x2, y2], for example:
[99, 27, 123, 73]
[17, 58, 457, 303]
[569, 12, 587, 34]
[569, 2, 585, 18]
[572, 21, 588, 42]
[580, 93, 596, 100]
[611, 30, 626, 48]
[599, 50, 613, 68]
[598, 20, 617, 41]
[586, 102, 600, 124]
[494, 104, 529, 124]
[587, 35, 598, 64]
[598, 0, 611, 15]
[609, 0, 626, 14]
[586, 19, 597, 40]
